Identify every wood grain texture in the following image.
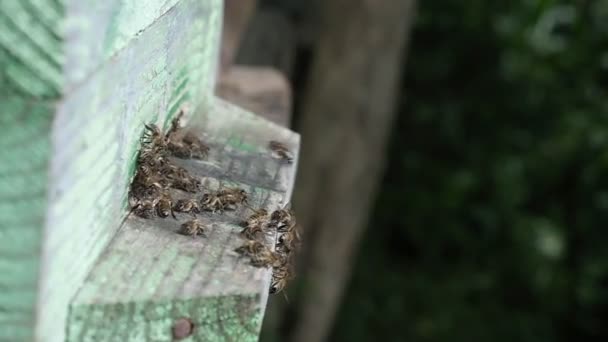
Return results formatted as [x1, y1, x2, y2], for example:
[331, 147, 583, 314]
[0, 0, 193, 100]
[64, 0, 182, 85]
[37, 0, 222, 341]
[0, 1, 63, 98]
[0, 96, 53, 342]
[68, 97, 300, 341]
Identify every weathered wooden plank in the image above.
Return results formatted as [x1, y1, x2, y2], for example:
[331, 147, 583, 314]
[33, 1, 222, 341]
[68, 97, 300, 341]
[0, 97, 53, 342]
[65, 0, 183, 84]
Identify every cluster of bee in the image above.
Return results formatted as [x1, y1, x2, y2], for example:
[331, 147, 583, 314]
[172, 186, 250, 237]
[236, 206, 300, 295]
[129, 114, 299, 295]
[234, 141, 298, 295]
[129, 113, 211, 236]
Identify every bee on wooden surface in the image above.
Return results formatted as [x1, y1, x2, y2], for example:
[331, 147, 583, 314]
[131, 172, 168, 200]
[235, 239, 266, 256]
[217, 187, 248, 208]
[135, 163, 155, 178]
[138, 147, 167, 168]
[200, 188, 247, 212]
[250, 248, 281, 268]
[130, 199, 156, 219]
[142, 123, 167, 149]
[235, 240, 280, 268]
[270, 262, 294, 295]
[135, 171, 167, 189]
[268, 140, 293, 164]
[129, 182, 147, 201]
[155, 194, 176, 219]
[239, 209, 269, 240]
[200, 193, 225, 213]
[173, 198, 201, 216]
[277, 223, 301, 253]
[167, 140, 193, 159]
[269, 208, 296, 232]
[172, 176, 201, 193]
[180, 219, 207, 237]
[162, 164, 189, 180]
[240, 224, 266, 241]
[241, 208, 268, 228]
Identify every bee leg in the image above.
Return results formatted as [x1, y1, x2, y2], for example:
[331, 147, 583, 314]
[170, 208, 177, 219]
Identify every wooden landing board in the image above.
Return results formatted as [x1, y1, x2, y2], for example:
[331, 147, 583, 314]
[68, 97, 299, 341]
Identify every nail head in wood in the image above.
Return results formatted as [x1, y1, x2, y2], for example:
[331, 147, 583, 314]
[172, 318, 194, 340]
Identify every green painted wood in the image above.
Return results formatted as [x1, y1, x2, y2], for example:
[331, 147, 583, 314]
[0, 0, 223, 341]
[0, 0, 189, 97]
[67, 97, 300, 341]
[0, 96, 53, 342]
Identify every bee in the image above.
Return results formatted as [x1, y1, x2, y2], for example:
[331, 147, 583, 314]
[277, 223, 301, 253]
[235, 239, 266, 255]
[240, 224, 266, 241]
[163, 164, 189, 180]
[155, 194, 176, 219]
[173, 198, 201, 216]
[135, 171, 167, 189]
[269, 208, 296, 231]
[138, 146, 167, 168]
[240, 209, 269, 240]
[269, 140, 293, 163]
[130, 199, 156, 219]
[270, 262, 294, 295]
[142, 123, 167, 148]
[235, 240, 280, 268]
[241, 208, 268, 227]
[167, 140, 193, 159]
[172, 176, 201, 193]
[180, 219, 207, 237]
[129, 182, 150, 202]
[217, 187, 248, 208]
[131, 173, 169, 201]
[135, 164, 155, 178]
[200, 193, 225, 213]
[250, 249, 282, 268]
[200, 187, 247, 212]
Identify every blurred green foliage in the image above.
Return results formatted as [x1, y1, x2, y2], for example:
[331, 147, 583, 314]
[332, 1, 608, 341]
